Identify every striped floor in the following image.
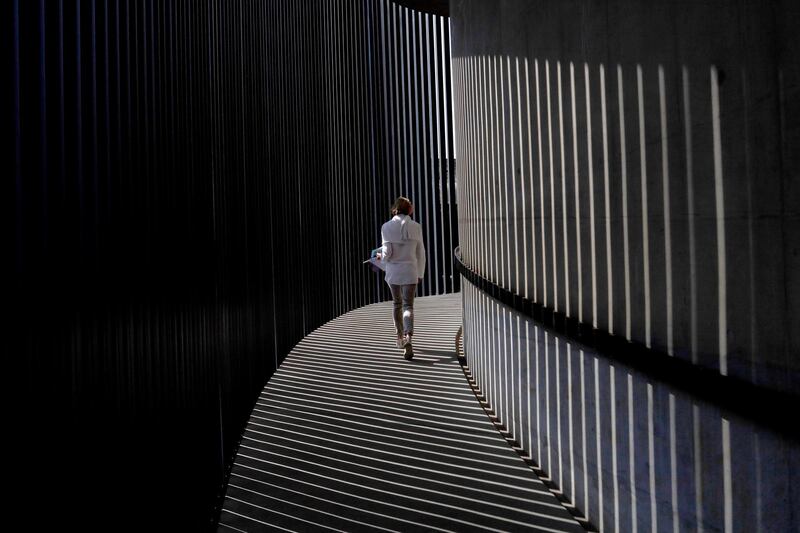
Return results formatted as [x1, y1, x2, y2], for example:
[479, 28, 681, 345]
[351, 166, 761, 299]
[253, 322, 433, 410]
[218, 293, 584, 532]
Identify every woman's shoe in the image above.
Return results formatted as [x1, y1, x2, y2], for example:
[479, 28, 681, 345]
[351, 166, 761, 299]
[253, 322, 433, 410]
[403, 335, 413, 360]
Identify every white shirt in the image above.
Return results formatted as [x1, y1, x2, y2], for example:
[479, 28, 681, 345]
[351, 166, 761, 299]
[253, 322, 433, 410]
[380, 214, 426, 285]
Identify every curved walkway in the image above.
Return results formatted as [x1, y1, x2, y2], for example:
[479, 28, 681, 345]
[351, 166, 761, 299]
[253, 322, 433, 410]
[218, 294, 583, 532]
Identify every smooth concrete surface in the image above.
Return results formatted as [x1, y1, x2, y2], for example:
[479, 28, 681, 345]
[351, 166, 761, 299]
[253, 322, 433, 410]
[218, 294, 584, 532]
[451, 1, 799, 531]
[451, 0, 799, 392]
[462, 278, 799, 533]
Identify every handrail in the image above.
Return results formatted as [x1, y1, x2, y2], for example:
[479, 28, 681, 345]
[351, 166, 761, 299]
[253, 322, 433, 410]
[453, 246, 800, 442]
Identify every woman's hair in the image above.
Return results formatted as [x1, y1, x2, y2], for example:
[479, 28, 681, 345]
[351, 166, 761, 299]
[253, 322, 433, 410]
[391, 196, 413, 216]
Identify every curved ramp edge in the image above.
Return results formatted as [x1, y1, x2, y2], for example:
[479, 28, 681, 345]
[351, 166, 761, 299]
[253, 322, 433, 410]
[218, 293, 583, 532]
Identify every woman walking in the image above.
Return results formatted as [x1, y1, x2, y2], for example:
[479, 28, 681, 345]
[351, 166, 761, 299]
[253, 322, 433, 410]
[378, 197, 426, 360]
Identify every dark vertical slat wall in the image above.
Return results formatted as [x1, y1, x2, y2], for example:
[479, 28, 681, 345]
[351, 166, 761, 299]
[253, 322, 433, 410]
[6, 0, 456, 528]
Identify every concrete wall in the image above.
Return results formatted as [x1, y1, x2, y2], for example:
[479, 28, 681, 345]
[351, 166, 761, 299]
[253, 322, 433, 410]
[462, 281, 798, 532]
[452, 0, 799, 390]
[452, 0, 799, 531]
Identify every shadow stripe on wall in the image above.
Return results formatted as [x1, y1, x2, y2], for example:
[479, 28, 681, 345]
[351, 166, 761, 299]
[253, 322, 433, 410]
[455, 247, 800, 443]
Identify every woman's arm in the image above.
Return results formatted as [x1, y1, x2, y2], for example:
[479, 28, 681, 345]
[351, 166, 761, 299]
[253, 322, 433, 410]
[415, 231, 426, 279]
[380, 231, 393, 262]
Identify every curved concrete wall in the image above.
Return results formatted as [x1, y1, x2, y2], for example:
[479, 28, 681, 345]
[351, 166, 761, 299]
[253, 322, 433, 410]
[452, 0, 799, 531]
[462, 280, 799, 532]
[452, 0, 799, 390]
